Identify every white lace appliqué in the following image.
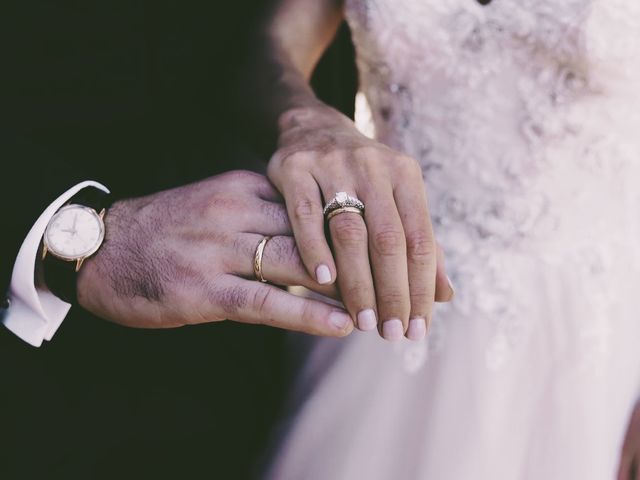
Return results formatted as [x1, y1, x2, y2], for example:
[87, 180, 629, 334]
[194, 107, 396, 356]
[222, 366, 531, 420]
[346, 0, 640, 373]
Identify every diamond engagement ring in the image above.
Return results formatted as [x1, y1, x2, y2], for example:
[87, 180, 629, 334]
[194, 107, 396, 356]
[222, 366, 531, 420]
[323, 192, 365, 219]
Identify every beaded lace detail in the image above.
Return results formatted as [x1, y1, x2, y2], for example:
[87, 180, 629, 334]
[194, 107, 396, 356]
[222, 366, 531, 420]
[345, 0, 640, 371]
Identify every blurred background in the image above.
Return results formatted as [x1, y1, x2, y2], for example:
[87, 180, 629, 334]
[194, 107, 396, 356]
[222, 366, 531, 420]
[0, 1, 356, 478]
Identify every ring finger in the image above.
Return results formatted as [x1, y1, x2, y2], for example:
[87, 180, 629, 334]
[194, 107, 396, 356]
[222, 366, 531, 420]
[233, 198, 293, 237]
[322, 187, 378, 332]
[229, 233, 339, 299]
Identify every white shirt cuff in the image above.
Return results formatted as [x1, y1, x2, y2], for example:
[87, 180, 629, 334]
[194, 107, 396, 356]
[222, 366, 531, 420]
[2, 181, 110, 347]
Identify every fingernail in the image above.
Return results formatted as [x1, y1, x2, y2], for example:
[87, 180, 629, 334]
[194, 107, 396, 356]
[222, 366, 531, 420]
[406, 317, 427, 341]
[357, 309, 377, 331]
[446, 275, 455, 300]
[316, 264, 332, 285]
[382, 319, 404, 341]
[329, 310, 351, 330]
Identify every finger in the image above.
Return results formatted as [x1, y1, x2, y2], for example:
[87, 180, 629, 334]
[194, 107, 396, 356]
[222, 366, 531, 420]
[280, 173, 337, 286]
[209, 191, 291, 237]
[227, 195, 291, 236]
[222, 169, 283, 203]
[254, 179, 285, 203]
[249, 200, 293, 236]
[215, 276, 354, 337]
[229, 234, 339, 299]
[327, 208, 378, 332]
[361, 185, 410, 341]
[393, 178, 436, 340]
[434, 241, 455, 303]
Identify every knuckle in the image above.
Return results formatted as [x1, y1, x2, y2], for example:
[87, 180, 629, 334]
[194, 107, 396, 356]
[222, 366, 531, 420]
[353, 147, 417, 173]
[406, 230, 435, 260]
[353, 146, 389, 175]
[254, 173, 277, 192]
[251, 286, 273, 317]
[378, 290, 408, 312]
[231, 235, 251, 258]
[278, 151, 301, 168]
[409, 290, 432, 312]
[397, 154, 422, 174]
[222, 169, 258, 185]
[342, 283, 371, 306]
[261, 202, 289, 227]
[292, 197, 321, 223]
[201, 193, 237, 219]
[214, 285, 250, 316]
[372, 227, 405, 256]
[332, 216, 367, 247]
[353, 145, 384, 160]
[318, 147, 347, 164]
[277, 150, 312, 171]
[277, 106, 315, 130]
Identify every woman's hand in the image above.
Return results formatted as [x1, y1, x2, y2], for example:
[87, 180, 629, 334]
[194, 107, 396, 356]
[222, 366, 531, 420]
[268, 105, 454, 341]
[618, 401, 640, 480]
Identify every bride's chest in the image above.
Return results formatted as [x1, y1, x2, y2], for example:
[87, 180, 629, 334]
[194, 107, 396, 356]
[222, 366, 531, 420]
[346, 0, 640, 68]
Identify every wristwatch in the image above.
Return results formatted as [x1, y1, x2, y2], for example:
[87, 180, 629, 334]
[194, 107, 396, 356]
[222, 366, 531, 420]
[42, 187, 111, 304]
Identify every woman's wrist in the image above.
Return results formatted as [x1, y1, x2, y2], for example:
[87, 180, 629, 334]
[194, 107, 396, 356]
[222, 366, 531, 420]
[276, 103, 354, 136]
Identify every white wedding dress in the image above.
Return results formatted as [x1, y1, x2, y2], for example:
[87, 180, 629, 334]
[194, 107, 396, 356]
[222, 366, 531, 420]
[263, 1, 640, 478]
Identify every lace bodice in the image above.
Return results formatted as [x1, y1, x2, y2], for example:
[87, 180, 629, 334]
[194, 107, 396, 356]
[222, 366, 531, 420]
[263, 5, 640, 477]
[345, 0, 640, 370]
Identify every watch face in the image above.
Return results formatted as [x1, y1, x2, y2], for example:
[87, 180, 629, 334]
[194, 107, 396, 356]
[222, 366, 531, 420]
[44, 205, 105, 260]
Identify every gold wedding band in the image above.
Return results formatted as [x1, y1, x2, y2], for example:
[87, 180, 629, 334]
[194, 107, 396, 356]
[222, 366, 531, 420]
[326, 206, 365, 221]
[253, 236, 272, 283]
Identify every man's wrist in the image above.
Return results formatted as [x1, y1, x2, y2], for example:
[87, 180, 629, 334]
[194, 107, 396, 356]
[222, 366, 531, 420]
[75, 198, 127, 314]
[3, 180, 110, 346]
[41, 187, 112, 304]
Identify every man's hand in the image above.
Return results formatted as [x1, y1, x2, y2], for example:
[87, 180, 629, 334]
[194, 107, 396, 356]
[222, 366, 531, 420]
[268, 105, 454, 342]
[76, 171, 354, 337]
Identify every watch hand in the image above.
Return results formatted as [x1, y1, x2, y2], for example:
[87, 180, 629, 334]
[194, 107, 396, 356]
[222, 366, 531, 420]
[72, 214, 78, 230]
